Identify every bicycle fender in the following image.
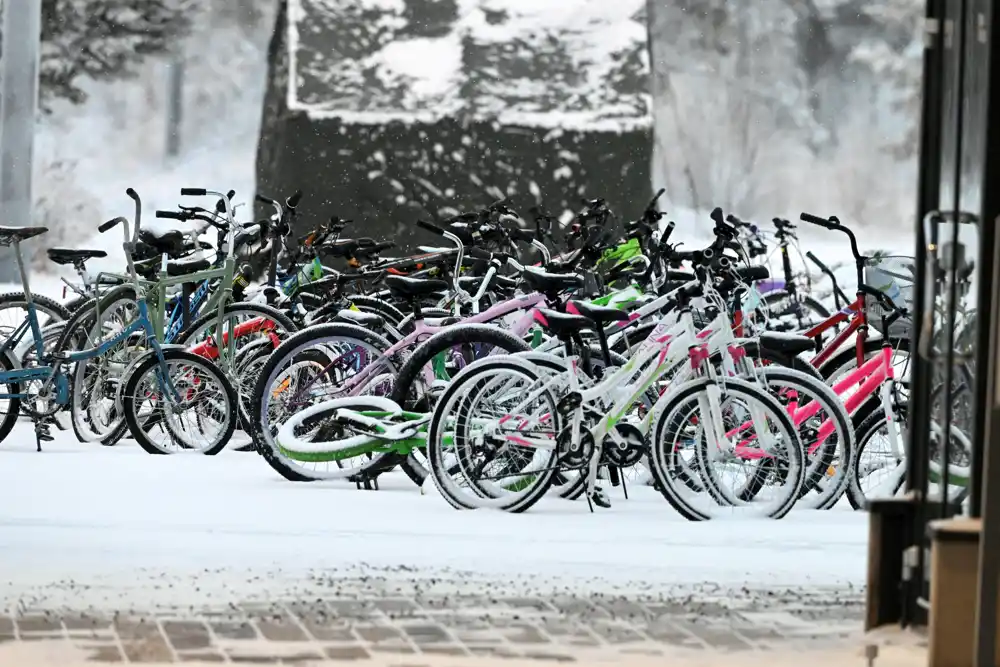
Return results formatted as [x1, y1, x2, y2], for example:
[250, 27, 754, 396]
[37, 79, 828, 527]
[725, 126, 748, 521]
[113, 344, 189, 415]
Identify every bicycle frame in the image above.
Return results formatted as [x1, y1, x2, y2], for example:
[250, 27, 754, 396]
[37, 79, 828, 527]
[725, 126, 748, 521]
[803, 293, 867, 368]
[0, 223, 181, 406]
[283, 292, 549, 407]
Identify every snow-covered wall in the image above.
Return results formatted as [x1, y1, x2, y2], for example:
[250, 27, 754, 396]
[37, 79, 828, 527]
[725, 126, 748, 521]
[256, 0, 653, 249]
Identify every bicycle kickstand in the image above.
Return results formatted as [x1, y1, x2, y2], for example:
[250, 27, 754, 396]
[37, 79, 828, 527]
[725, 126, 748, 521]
[33, 418, 55, 452]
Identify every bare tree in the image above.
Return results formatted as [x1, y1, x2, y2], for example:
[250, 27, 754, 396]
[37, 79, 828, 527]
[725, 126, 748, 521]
[34, 0, 194, 109]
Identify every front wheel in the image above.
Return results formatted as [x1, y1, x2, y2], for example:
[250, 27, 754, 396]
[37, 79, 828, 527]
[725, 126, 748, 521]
[648, 378, 805, 520]
[390, 324, 533, 486]
[122, 349, 238, 455]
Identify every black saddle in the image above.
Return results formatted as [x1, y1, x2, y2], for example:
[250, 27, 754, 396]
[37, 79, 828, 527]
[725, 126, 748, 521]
[334, 309, 383, 328]
[567, 300, 629, 324]
[533, 308, 591, 338]
[47, 247, 108, 266]
[520, 268, 583, 294]
[322, 238, 380, 258]
[137, 229, 191, 258]
[0, 226, 47, 246]
[759, 332, 815, 355]
[385, 275, 449, 299]
[135, 255, 213, 279]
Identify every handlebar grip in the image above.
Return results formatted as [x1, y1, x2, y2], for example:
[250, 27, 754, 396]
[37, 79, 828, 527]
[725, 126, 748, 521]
[155, 210, 185, 220]
[709, 207, 725, 226]
[372, 241, 395, 252]
[181, 188, 206, 196]
[800, 212, 837, 229]
[287, 190, 303, 208]
[416, 219, 445, 236]
[98, 217, 122, 233]
[255, 194, 275, 205]
[467, 247, 492, 260]
[125, 188, 139, 201]
[805, 251, 831, 273]
[661, 220, 676, 243]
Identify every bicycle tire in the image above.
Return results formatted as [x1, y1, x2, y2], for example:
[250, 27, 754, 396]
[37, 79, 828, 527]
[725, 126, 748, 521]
[390, 324, 532, 486]
[753, 366, 854, 510]
[0, 351, 22, 446]
[648, 377, 805, 520]
[250, 322, 402, 481]
[426, 356, 561, 512]
[122, 349, 238, 455]
[63, 285, 140, 446]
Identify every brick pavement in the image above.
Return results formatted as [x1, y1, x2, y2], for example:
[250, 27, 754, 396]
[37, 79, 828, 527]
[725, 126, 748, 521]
[0, 575, 875, 664]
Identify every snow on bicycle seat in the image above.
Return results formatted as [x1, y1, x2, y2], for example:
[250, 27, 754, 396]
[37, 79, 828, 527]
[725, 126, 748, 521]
[46, 247, 108, 265]
[384, 275, 449, 298]
[134, 255, 212, 279]
[138, 229, 188, 256]
[321, 238, 360, 257]
[533, 308, 592, 337]
[759, 331, 815, 355]
[567, 300, 629, 323]
[335, 309, 384, 328]
[0, 226, 47, 246]
[520, 267, 583, 294]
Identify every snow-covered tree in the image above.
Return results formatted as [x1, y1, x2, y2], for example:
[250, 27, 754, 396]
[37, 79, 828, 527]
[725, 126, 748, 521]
[35, 0, 194, 108]
[848, 0, 923, 157]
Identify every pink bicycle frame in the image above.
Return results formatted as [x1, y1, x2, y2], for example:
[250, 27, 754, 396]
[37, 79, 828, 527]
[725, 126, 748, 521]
[723, 345, 895, 460]
[291, 292, 549, 405]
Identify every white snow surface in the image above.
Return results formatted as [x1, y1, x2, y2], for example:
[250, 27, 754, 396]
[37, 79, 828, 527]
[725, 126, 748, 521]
[0, 424, 867, 611]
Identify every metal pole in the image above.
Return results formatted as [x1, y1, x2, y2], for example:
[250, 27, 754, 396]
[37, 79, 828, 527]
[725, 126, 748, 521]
[0, 0, 42, 283]
[165, 57, 184, 159]
[972, 0, 1000, 660]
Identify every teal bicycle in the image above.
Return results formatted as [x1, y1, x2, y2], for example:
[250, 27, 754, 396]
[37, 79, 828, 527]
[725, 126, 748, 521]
[0, 188, 238, 454]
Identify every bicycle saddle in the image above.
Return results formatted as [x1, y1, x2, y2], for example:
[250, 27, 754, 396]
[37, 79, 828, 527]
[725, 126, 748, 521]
[0, 226, 47, 247]
[47, 247, 108, 266]
[134, 255, 213, 280]
[758, 331, 814, 355]
[384, 275, 450, 298]
[520, 267, 583, 295]
[137, 229, 193, 258]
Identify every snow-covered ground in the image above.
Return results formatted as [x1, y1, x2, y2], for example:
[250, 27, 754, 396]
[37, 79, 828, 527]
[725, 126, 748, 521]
[0, 420, 867, 612]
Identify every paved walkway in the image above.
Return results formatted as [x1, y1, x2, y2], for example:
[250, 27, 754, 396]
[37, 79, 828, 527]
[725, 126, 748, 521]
[0, 576, 874, 664]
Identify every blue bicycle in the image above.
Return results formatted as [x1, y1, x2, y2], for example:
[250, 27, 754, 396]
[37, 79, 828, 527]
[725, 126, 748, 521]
[0, 188, 238, 454]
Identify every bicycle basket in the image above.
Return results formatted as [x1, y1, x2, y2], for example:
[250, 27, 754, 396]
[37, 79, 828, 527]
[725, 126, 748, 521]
[864, 255, 915, 338]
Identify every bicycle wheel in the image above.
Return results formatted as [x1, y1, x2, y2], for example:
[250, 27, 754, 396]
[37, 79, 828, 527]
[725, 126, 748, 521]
[0, 292, 71, 336]
[648, 377, 804, 520]
[0, 351, 22, 446]
[174, 302, 297, 435]
[389, 324, 532, 486]
[752, 367, 854, 510]
[122, 349, 238, 455]
[251, 323, 403, 481]
[427, 356, 561, 512]
[65, 286, 142, 445]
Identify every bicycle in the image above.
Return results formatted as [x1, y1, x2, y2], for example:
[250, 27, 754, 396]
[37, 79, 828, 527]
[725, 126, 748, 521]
[0, 188, 238, 454]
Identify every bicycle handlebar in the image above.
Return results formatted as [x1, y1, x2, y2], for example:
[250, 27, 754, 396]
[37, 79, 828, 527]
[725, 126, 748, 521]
[800, 212, 863, 264]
